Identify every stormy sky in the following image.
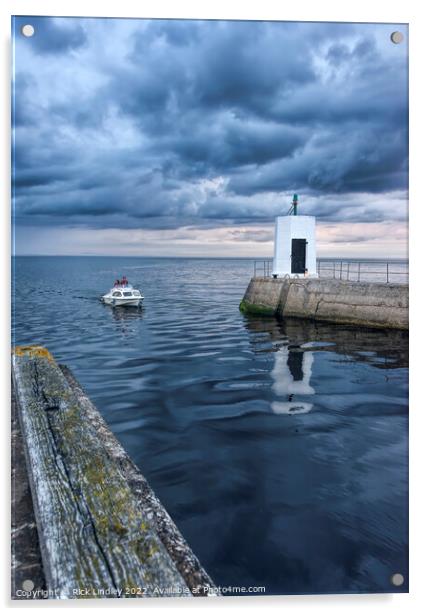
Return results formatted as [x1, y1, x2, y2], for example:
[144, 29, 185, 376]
[12, 17, 408, 257]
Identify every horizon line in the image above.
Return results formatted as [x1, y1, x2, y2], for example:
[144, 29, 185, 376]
[11, 254, 408, 260]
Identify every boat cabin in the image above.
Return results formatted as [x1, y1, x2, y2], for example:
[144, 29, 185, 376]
[112, 289, 142, 299]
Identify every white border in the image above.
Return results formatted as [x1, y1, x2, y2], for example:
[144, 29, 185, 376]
[2, 1, 425, 614]
[0, 1, 416, 22]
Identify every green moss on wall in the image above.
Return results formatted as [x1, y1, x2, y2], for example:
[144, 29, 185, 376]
[239, 300, 276, 317]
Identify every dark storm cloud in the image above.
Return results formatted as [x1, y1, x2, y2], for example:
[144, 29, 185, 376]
[229, 124, 408, 198]
[12, 18, 408, 230]
[165, 120, 306, 168]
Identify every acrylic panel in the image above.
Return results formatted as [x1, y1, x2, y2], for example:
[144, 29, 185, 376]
[11, 16, 408, 600]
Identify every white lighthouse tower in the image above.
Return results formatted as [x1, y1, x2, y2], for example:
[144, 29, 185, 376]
[272, 194, 317, 278]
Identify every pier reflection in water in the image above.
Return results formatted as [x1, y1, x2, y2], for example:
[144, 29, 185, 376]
[13, 257, 408, 595]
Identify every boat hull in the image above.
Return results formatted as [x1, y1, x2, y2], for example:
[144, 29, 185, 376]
[102, 296, 143, 307]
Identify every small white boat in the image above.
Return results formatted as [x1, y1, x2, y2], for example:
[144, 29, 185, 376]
[101, 280, 144, 307]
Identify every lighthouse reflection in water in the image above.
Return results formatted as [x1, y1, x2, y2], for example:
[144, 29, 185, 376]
[271, 346, 315, 414]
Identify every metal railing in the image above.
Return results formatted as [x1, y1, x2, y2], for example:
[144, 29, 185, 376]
[317, 260, 408, 284]
[253, 260, 408, 284]
[254, 260, 273, 277]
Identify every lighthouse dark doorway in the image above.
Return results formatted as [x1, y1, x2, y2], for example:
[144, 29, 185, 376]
[291, 238, 307, 274]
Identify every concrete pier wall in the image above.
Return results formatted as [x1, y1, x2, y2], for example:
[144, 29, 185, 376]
[240, 277, 408, 330]
[239, 278, 285, 315]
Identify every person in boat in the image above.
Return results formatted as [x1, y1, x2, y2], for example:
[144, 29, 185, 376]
[121, 275, 128, 286]
[114, 279, 120, 287]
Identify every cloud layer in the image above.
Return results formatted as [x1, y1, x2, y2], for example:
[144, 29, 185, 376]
[12, 17, 408, 254]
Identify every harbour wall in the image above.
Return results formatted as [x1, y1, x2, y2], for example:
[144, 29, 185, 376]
[12, 346, 218, 599]
[240, 277, 408, 330]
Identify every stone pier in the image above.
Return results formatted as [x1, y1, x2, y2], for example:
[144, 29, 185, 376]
[240, 277, 408, 330]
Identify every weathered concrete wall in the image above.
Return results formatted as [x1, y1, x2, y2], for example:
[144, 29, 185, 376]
[239, 277, 285, 315]
[241, 277, 408, 330]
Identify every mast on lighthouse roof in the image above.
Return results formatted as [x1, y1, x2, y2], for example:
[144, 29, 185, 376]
[292, 194, 298, 215]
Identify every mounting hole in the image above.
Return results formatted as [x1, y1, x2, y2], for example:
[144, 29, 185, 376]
[21, 24, 35, 38]
[22, 579, 34, 591]
[390, 31, 404, 44]
[391, 573, 404, 586]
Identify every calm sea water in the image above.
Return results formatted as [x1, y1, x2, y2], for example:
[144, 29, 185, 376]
[12, 257, 408, 595]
